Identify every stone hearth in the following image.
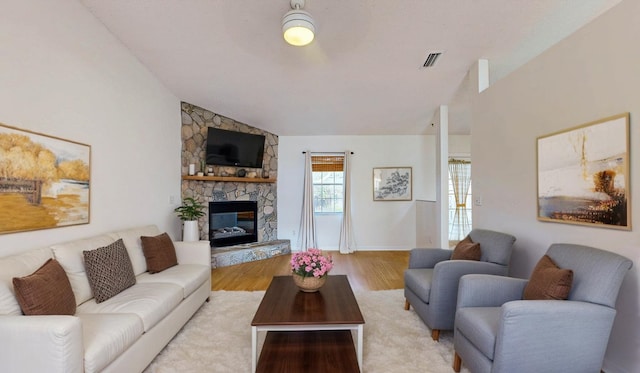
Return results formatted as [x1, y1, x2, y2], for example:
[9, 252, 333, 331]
[211, 239, 291, 268]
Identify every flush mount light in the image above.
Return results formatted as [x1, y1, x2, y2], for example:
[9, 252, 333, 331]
[282, 0, 315, 47]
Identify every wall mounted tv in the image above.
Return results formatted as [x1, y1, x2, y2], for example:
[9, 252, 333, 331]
[206, 127, 266, 168]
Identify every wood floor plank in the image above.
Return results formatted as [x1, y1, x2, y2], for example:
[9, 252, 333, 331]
[211, 251, 410, 291]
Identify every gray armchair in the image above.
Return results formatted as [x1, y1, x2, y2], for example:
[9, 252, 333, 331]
[453, 243, 632, 373]
[404, 229, 516, 341]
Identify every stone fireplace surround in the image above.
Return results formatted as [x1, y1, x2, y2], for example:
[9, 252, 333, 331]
[180, 102, 290, 267]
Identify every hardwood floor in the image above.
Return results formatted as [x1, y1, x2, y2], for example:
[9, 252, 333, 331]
[211, 251, 410, 292]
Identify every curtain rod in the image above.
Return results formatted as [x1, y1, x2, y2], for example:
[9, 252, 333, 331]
[449, 158, 470, 163]
[302, 151, 354, 154]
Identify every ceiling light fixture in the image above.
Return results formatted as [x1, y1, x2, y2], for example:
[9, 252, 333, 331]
[282, 0, 315, 47]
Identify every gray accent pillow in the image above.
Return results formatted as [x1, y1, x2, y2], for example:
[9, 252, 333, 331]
[83, 238, 136, 303]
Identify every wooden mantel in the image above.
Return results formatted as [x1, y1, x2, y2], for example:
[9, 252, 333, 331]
[182, 175, 276, 183]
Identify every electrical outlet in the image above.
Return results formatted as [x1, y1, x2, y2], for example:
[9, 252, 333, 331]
[292, 230, 296, 237]
[474, 196, 483, 206]
[169, 195, 176, 204]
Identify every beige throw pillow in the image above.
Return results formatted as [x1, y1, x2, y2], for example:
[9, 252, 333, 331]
[12, 258, 76, 315]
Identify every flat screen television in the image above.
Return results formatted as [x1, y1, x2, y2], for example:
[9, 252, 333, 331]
[205, 127, 266, 168]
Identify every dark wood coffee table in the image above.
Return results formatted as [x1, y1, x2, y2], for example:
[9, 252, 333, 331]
[251, 275, 365, 373]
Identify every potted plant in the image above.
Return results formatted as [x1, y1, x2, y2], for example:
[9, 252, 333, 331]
[290, 248, 334, 292]
[174, 197, 206, 241]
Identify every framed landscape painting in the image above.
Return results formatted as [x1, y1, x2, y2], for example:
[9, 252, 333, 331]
[373, 167, 412, 201]
[537, 113, 630, 230]
[0, 123, 91, 234]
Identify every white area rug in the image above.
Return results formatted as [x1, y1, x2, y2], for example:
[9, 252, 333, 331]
[144, 289, 470, 373]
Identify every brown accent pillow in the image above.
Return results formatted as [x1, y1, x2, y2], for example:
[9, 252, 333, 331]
[451, 236, 481, 261]
[141, 232, 178, 273]
[12, 258, 76, 315]
[83, 239, 136, 303]
[523, 255, 573, 300]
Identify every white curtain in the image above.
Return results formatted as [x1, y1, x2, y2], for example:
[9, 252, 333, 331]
[448, 159, 472, 241]
[339, 151, 356, 253]
[298, 151, 317, 250]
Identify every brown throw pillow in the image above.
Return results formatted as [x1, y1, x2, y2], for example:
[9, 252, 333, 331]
[451, 236, 481, 261]
[141, 232, 178, 273]
[83, 238, 136, 303]
[12, 258, 76, 315]
[523, 255, 573, 300]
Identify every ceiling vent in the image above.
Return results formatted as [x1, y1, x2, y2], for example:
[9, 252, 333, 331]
[422, 52, 443, 68]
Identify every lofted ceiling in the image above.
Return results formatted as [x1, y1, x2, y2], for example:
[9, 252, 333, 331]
[80, 0, 620, 136]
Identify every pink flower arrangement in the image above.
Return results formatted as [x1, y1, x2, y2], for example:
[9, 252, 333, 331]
[291, 248, 334, 278]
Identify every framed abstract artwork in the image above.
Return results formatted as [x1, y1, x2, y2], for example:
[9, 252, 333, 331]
[537, 113, 630, 230]
[0, 123, 91, 234]
[373, 167, 412, 201]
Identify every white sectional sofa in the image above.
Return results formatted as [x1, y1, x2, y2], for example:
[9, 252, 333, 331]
[0, 225, 211, 373]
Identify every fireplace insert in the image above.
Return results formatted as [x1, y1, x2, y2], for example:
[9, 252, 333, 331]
[209, 201, 258, 247]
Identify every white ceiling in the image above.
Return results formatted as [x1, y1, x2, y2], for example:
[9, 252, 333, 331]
[80, 0, 619, 136]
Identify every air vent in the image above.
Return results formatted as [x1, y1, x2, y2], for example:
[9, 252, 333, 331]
[422, 52, 443, 68]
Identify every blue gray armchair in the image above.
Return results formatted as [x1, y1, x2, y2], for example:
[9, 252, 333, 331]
[453, 243, 632, 373]
[404, 229, 516, 341]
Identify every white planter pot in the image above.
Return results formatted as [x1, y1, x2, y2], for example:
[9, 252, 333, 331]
[182, 220, 200, 242]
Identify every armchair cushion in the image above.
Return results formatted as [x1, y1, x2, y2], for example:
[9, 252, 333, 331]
[523, 255, 573, 300]
[404, 268, 433, 302]
[451, 236, 481, 261]
[12, 259, 76, 316]
[469, 229, 516, 265]
[546, 243, 632, 307]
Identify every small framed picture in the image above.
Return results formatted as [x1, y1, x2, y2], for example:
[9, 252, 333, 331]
[373, 167, 412, 201]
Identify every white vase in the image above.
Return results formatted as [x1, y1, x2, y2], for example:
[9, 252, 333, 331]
[182, 220, 200, 242]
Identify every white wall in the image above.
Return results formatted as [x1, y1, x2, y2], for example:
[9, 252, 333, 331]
[449, 135, 471, 157]
[0, 0, 181, 255]
[469, 1, 639, 371]
[278, 135, 436, 251]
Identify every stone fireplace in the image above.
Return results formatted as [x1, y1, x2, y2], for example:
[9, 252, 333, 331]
[180, 102, 278, 243]
[181, 102, 290, 268]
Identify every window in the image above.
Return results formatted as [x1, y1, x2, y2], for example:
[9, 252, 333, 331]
[311, 155, 344, 213]
[448, 159, 472, 244]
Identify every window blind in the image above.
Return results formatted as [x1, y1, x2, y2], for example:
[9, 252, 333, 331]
[311, 155, 344, 172]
